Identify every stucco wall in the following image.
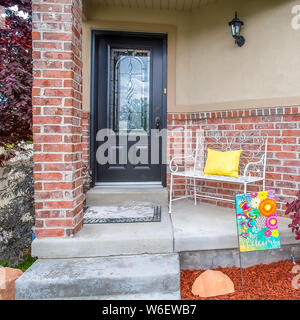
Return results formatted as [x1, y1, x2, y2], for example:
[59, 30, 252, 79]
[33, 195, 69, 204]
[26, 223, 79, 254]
[83, 0, 300, 112]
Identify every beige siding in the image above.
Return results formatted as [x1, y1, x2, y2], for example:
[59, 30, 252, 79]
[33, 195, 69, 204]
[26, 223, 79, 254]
[83, 0, 300, 112]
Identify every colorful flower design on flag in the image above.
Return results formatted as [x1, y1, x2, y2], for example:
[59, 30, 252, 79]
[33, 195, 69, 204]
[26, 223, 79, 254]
[240, 225, 250, 239]
[255, 215, 267, 230]
[272, 229, 279, 238]
[239, 200, 252, 214]
[236, 190, 280, 252]
[251, 197, 261, 209]
[264, 229, 272, 238]
[257, 191, 268, 200]
[266, 215, 278, 230]
[259, 198, 277, 217]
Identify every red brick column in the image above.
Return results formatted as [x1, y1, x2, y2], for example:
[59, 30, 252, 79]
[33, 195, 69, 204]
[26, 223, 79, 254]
[32, 0, 84, 237]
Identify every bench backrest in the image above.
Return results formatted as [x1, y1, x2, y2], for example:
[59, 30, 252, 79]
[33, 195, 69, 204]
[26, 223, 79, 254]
[194, 130, 268, 177]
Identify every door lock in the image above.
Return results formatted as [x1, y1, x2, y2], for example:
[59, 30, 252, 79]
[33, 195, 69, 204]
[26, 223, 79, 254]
[155, 116, 161, 129]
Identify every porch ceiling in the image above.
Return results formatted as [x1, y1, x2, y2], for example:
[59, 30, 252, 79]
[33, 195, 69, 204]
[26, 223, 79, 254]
[85, 0, 218, 11]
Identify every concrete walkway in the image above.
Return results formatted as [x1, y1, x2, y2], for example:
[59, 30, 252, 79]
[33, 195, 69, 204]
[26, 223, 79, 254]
[18, 200, 299, 299]
[32, 200, 299, 265]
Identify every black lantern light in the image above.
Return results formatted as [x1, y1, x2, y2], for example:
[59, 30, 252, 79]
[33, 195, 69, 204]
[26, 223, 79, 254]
[228, 12, 245, 47]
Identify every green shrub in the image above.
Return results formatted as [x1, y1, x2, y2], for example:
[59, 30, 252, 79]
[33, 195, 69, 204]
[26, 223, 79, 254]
[0, 147, 34, 265]
[0, 255, 36, 272]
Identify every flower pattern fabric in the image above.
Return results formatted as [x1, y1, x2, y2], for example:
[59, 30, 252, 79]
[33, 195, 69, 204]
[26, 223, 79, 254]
[264, 229, 272, 237]
[266, 215, 278, 230]
[255, 216, 267, 230]
[259, 199, 277, 217]
[272, 230, 279, 238]
[257, 191, 268, 200]
[236, 190, 280, 252]
[251, 197, 261, 209]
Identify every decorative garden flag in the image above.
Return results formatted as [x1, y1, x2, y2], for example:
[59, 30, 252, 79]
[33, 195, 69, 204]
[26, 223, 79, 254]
[235, 190, 280, 252]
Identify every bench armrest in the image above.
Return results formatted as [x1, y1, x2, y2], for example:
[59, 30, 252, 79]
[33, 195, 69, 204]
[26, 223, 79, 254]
[169, 154, 195, 173]
[243, 154, 266, 178]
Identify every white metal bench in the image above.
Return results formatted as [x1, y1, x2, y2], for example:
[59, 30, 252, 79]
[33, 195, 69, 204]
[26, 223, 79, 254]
[168, 131, 268, 213]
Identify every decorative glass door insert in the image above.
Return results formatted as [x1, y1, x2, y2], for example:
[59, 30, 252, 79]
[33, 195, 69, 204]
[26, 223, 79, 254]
[109, 48, 151, 134]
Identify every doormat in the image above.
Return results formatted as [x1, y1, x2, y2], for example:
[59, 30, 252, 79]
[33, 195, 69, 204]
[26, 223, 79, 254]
[84, 203, 161, 224]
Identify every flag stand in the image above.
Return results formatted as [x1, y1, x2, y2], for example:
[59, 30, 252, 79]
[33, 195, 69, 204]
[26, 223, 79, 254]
[235, 190, 281, 294]
[235, 200, 245, 292]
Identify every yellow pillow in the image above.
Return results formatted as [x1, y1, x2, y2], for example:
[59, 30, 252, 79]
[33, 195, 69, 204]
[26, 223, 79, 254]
[203, 149, 243, 177]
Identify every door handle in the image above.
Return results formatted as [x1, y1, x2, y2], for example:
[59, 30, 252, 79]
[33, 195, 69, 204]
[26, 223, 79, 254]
[155, 116, 160, 129]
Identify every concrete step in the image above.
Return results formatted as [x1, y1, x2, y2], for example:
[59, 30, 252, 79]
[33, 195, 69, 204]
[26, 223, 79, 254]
[86, 186, 168, 206]
[15, 253, 180, 300]
[32, 206, 173, 259]
[48, 292, 181, 300]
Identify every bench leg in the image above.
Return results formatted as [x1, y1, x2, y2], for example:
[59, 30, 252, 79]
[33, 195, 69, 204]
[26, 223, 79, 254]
[244, 182, 247, 194]
[194, 177, 197, 206]
[169, 174, 173, 214]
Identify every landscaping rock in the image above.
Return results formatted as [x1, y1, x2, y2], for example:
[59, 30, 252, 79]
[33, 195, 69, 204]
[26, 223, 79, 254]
[0, 267, 23, 300]
[182, 260, 300, 300]
[191, 270, 234, 298]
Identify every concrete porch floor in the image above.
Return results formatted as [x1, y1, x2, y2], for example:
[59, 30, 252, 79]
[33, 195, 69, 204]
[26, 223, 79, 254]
[32, 200, 299, 268]
[172, 201, 298, 251]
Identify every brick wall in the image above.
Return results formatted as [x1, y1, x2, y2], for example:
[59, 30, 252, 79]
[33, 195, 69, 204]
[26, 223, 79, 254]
[32, 0, 84, 237]
[167, 106, 300, 215]
[82, 106, 299, 216]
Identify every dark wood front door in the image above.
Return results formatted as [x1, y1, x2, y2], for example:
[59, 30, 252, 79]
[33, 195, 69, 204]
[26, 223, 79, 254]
[92, 32, 167, 184]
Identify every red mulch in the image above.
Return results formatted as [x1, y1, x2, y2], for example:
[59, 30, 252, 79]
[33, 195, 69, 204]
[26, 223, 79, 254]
[181, 260, 300, 300]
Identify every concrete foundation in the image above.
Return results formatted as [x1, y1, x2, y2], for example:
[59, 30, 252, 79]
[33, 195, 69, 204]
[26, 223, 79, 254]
[180, 244, 300, 269]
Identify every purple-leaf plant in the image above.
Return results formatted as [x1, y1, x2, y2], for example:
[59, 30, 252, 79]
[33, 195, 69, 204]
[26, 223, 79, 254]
[285, 190, 300, 241]
[0, 0, 32, 164]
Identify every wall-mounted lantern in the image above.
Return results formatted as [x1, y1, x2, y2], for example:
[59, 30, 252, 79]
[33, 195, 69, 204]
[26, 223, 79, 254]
[228, 12, 245, 47]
